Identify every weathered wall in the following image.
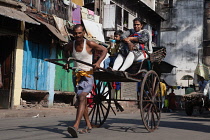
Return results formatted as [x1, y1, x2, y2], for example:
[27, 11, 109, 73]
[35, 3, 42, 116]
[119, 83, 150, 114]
[13, 22, 24, 107]
[160, 0, 204, 92]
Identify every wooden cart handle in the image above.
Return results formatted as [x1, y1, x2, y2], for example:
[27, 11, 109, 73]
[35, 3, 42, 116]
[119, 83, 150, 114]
[45, 58, 108, 72]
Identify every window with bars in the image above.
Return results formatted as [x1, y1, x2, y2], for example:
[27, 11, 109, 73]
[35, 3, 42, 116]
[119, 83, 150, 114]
[15, 0, 69, 20]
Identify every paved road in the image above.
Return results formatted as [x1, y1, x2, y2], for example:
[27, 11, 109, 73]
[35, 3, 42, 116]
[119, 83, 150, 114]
[0, 110, 210, 140]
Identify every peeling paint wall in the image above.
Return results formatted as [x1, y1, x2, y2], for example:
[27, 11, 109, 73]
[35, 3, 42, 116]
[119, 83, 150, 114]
[13, 22, 25, 107]
[160, 0, 204, 92]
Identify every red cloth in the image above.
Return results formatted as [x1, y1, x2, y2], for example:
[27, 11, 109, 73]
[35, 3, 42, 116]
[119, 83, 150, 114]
[87, 84, 95, 108]
[168, 92, 176, 110]
[112, 82, 116, 89]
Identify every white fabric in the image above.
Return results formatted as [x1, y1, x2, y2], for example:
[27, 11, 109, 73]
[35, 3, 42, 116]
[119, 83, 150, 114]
[119, 51, 148, 71]
[204, 80, 210, 99]
[63, 0, 70, 5]
[113, 51, 148, 71]
[82, 19, 105, 42]
[100, 53, 110, 68]
[72, 2, 77, 9]
[103, 4, 116, 29]
[72, 39, 93, 71]
[119, 52, 135, 71]
[113, 54, 124, 70]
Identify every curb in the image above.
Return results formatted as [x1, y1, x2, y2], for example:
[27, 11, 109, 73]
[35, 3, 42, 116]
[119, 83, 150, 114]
[0, 107, 77, 119]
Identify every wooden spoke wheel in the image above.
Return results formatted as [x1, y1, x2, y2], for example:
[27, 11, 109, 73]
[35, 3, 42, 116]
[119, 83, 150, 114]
[88, 80, 111, 127]
[140, 70, 161, 132]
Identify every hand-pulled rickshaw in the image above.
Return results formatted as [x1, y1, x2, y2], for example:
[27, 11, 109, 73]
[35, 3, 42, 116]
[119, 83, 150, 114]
[45, 47, 166, 132]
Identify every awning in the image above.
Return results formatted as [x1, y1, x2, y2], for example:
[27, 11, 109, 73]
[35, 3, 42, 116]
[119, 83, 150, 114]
[27, 15, 68, 43]
[154, 61, 177, 74]
[194, 63, 210, 80]
[37, 19, 68, 42]
[0, 5, 40, 25]
[53, 15, 69, 42]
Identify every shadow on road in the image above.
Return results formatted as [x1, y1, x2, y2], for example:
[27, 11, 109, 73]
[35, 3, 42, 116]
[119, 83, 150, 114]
[18, 120, 76, 139]
[15, 110, 210, 138]
[160, 110, 210, 133]
[104, 125, 149, 133]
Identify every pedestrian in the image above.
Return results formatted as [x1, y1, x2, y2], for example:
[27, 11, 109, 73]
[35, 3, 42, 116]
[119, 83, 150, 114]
[204, 76, 210, 104]
[63, 24, 107, 138]
[198, 76, 208, 92]
[160, 80, 167, 109]
[111, 17, 152, 71]
[168, 88, 176, 112]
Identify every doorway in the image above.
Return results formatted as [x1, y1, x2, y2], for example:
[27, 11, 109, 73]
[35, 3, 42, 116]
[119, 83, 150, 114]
[0, 36, 16, 109]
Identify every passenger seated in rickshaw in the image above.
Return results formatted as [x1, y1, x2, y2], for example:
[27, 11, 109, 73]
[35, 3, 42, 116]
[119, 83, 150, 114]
[102, 30, 123, 68]
[111, 18, 153, 71]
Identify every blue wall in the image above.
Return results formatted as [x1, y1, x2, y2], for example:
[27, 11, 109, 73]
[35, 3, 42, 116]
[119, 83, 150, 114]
[22, 40, 49, 90]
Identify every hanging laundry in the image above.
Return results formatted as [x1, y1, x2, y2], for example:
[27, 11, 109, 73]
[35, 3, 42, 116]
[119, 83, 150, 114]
[72, 5, 81, 24]
[87, 9, 94, 21]
[115, 82, 121, 90]
[94, 15, 100, 23]
[112, 82, 116, 89]
[172, 86, 177, 89]
[81, 7, 88, 20]
[88, 9, 94, 15]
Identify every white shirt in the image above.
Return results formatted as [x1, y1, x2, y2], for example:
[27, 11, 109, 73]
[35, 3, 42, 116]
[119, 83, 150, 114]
[72, 39, 93, 71]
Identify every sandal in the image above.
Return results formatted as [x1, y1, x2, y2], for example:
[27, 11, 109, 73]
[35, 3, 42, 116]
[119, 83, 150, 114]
[67, 126, 78, 138]
[78, 127, 92, 134]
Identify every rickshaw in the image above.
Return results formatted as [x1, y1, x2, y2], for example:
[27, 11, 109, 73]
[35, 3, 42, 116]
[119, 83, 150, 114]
[45, 47, 166, 132]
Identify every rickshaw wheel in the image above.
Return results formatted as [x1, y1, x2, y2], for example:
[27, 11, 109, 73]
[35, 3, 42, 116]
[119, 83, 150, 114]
[139, 70, 161, 132]
[88, 80, 111, 127]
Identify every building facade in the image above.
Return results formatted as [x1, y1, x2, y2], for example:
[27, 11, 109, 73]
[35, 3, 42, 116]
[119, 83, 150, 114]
[0, 0, 165, 109]
[158, 0, 205, 95]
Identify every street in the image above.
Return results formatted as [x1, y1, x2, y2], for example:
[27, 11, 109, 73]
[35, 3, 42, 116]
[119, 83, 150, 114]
[0, 110, 210, 140]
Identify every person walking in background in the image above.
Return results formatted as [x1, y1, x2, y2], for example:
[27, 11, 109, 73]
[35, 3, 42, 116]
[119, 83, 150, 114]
[204, 77, 210, 107]
[198, 76, 208, 92]
[63, 24, 107, 138]
[168, 88, 176, 112]
[160, 80, 167, 109]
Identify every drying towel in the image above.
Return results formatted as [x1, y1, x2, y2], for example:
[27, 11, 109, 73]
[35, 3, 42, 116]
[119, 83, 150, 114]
[88, 9, 94, 15]
[72, 5, 81, 24]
